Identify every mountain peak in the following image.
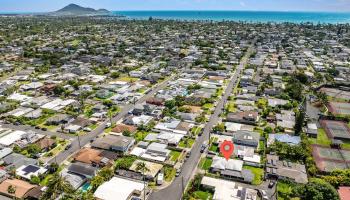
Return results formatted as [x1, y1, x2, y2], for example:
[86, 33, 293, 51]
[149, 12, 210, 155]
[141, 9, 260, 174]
[54, 4, 110, 16]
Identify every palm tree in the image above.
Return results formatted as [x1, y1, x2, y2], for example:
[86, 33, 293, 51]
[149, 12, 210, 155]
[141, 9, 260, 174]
[41, 173, 74, 200]
[316, 91, 329, 107]
[136, 162, 150, 200]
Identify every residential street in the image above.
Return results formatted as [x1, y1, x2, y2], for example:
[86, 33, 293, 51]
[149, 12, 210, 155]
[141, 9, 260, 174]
[149, 47, 253, 200]
[47, 74, 177, 164]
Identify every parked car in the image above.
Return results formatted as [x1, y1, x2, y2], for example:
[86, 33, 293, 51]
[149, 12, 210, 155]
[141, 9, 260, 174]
[200, 144, 208, 153]
[260, 190, 269, 200]
[65, 143, 72, 150]
[105, 122, 112, 128]
[83, 127, 92, 132]
[186, 151, 191, 158]
[268, 181, 276, 188]
[175, 168, 182, 177]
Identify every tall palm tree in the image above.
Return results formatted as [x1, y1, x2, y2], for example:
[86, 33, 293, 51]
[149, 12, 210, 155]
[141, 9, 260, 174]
[41, 172, 74, 200]
[136, 162, 150, 200]
[316, 91, 329, 107]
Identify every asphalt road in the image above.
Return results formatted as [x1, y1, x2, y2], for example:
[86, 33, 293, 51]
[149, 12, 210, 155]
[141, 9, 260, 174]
[47, 74, 176, 164]
[149, 48, 252, 200]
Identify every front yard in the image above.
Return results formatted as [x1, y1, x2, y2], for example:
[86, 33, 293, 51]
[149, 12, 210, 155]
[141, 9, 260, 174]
[170, 150, 181, 162]
[178, 138, 195, 148]
[243, 165, 264, 185]
[199, 157, 213, 170]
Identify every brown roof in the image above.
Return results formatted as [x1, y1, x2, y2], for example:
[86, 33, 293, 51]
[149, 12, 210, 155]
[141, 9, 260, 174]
[74, 148, 103, 164]
[112, 124, 137, 133]
[176, 122, 192, 132]
[183, 105, 202, 114]
[25, 186, 43, 199]
[73, 148, 118, 165]
[36, 137, 56, 150]
[0, 179, 36, 199]
[71, 117, 92, 127]
[208, 76, 225, 80]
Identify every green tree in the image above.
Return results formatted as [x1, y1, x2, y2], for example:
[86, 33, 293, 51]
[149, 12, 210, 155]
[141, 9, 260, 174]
[27, 144, 41, 156]
[213, 123, 225, 133]
[315, 91, 329, 107]
[30, 175, 41, 184]
[90, 175, 105, 192]
[110, 71, 121, 79]
[294, 178, 339, 200]
[41, 173, 74, 200]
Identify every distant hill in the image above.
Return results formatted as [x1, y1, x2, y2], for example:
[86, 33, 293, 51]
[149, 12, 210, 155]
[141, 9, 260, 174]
[53, 4, 110, 16]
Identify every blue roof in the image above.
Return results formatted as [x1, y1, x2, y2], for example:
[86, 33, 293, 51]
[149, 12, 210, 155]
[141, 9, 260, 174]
[273, 134, 301, 145]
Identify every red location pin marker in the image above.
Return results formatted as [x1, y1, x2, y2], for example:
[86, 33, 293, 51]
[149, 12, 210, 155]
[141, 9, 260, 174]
[220, 140, 234, 161]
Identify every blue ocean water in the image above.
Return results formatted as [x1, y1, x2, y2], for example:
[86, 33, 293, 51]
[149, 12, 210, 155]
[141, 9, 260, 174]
[114, 11, 350, 24]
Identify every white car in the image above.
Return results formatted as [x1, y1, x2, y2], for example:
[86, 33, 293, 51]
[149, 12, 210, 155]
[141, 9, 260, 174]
[105, 122, 112, 128]
[83, 127, 92, 132]
[261, 190, 269, 200]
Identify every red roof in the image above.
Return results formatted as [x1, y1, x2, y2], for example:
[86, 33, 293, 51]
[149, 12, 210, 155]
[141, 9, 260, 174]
[338, 187, 350, 200]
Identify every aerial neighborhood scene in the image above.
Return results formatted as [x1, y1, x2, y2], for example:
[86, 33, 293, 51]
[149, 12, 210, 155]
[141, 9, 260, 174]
[0, 0, 350, 200]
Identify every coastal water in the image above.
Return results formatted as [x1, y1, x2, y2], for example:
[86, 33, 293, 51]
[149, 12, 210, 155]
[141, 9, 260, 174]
[114, 11, 350, 24]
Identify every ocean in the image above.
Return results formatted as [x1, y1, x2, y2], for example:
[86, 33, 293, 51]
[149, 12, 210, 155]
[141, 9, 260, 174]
[113, 11, 350, 24]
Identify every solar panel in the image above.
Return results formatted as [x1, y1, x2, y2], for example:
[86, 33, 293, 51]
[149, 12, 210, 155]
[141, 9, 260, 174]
[22, 165, 40, 175]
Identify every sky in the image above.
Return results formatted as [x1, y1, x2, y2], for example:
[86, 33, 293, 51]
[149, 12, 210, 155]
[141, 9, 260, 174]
[0, 0, 350, 12]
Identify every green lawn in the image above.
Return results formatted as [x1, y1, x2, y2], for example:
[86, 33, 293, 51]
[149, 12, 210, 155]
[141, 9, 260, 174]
[191, 126, 203, 136]
[170, 151, 181, 162]
[164, 166, 176, 182]
[209, 144, 218, 152]
[71, 39, 81, 46]
[134, 131, 149, 141]
[178, 138, 195, 148]
[243, 166, 264, 185]
[199, 158, 213, 170]
[216, 88, 223, 97]
[202, 103, 214, 110]
[117, 76, 139, 83]
[277, 181, 300, 200]
[193, 191, 213, 200]
[341, 141, 350, 150]
[308, 129, 331, 147]
[226, 101, 236, 113]
[88, 123, 98, 130]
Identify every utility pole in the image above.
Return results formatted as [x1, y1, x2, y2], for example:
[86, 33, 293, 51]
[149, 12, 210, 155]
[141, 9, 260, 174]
[77, 135, 81, 149]
[181, 176, 185, 200]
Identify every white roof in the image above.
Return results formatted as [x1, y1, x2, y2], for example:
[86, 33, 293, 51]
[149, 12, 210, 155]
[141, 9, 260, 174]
[157, 132, 184, 144]
[243, 154, 261, 164]
[211, 156, 243, 172]
[16, 164, 47, 180]
[41, 98, 76, 111]
[225, 122, 242, 132]
[7, 93, 32, 102]
[0, 130, 26, 146]
[130, 147, 146, 157]
[94, 177, 144, 200]
[201, 176, 237, 200]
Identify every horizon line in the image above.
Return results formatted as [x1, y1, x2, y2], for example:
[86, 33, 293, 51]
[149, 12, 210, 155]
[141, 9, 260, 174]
[1, 9, 350, 13]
